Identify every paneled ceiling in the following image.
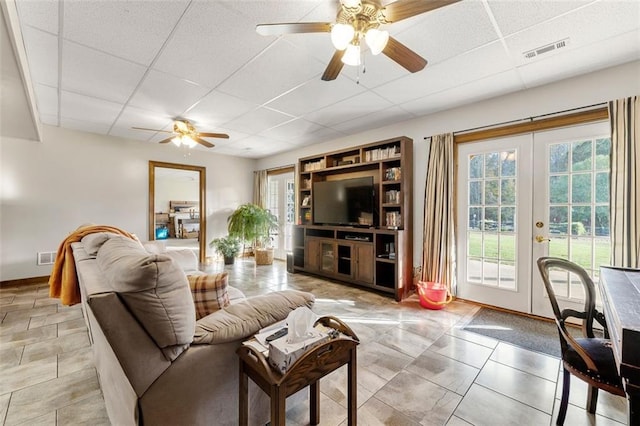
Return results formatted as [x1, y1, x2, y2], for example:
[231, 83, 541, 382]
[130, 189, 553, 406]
[4, 0, 640, 158]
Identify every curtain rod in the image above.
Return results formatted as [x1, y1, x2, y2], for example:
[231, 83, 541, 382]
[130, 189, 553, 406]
[454, 102, 607, 135]
[423, 102, 607, 140]
[265, 164, 295, 174]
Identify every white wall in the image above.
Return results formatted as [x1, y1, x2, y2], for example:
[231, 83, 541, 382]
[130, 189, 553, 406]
[154, 175, 200, 213]
[0, 125, 255, 281]
[257, 60, 640, 272]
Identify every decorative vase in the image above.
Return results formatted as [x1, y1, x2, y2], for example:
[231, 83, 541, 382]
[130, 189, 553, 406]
[223, 256, 235, 265]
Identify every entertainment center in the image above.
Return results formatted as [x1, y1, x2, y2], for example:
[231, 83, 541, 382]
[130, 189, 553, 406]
[293, 136, 413, 301]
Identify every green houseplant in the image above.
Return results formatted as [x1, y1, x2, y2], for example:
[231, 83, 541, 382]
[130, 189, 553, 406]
[209, 235, 241, 265]
[227, 203, 278, 264]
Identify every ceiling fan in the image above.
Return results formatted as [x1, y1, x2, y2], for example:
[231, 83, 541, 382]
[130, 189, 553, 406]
[132, 119, 229, 148]
[256, 0, 460, 81]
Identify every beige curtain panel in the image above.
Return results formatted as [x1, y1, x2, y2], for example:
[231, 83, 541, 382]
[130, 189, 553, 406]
[609, 96, 639, 268]
[253, 169, 268, 208]
[421, 133, 456, 294]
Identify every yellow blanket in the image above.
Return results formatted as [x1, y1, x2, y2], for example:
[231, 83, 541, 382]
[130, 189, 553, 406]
[48, 225, 135, 306]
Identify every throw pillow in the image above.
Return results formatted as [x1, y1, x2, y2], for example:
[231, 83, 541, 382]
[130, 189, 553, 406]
[187, 272, 230, 320]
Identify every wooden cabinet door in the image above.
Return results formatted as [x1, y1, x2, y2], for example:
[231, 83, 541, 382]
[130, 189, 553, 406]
[354, 244, 374, 284]
[305, 238, 322, 271]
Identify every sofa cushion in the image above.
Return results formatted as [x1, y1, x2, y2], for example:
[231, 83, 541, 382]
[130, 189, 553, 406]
[193, 290, 315, 344]
[96, 236, 196, 357]
[187, 272, 230, 320]
[164, 249, 199, 272]
[82, 232, 117, 255]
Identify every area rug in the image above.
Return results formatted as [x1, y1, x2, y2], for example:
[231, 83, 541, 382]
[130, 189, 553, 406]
[463, 308, 563, 357]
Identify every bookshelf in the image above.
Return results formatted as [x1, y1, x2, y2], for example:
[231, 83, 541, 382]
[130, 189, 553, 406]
[294, 136, 413, 301]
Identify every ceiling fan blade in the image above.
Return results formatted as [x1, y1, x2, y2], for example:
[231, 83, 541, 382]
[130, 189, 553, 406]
[198, 132, 229, 139]
[158, 137, 174, 144]
[382, 36, 427, 73]
[321, 50, 346, 81]
[382, 0, 461, 23]
[256, 22, 331, 36]
[194, 137, 215, 148]
[132, 126, 173, 133]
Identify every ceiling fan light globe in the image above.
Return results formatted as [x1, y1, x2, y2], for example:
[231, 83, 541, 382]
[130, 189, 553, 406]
[342, 43, 361, 66]
[341, 0, 361, 9]
[365, 29, 389, 55]
[184, 136, 197, 148]
[331, 24, 354, 50]
[171, 136, 182, 147]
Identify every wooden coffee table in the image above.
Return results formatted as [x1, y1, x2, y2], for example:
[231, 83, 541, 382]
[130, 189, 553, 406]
[237, 316, 359, 426]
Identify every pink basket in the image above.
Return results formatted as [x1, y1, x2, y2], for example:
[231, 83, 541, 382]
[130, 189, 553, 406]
[417, 281, 450, 310]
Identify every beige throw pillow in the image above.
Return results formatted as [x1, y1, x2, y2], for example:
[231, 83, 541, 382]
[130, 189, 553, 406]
[187, 272, 230, 320]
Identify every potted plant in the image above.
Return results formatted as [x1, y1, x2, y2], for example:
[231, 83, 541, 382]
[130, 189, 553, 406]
[209, 235, 241, 265]
[227, 203, 278, 265]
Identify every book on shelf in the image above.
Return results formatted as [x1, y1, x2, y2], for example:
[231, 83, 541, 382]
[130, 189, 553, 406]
[303, 159, 325, 172]
[385, 212, 402, 228]
[385, 190, 401, 204]
[384, 167, 402, 181]
[364, 145, 401, 162]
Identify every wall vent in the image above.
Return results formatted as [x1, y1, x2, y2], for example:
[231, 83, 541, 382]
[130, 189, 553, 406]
[523, 38, 570, 60]
[37, 251, 57, 265]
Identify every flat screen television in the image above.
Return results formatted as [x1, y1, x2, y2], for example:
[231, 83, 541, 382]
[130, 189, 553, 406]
[313, 177, 375, 226]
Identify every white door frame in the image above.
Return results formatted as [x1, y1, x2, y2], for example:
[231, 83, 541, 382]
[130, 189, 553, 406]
[456, 135, 534, 313]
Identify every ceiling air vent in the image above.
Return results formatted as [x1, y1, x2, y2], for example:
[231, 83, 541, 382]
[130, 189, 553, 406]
[523, 38, 570, 60]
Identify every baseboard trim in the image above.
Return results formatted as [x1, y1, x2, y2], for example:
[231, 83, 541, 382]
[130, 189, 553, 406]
[0, 276, 50, 288]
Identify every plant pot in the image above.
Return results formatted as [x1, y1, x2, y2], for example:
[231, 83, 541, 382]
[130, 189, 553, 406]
[223, 256, 235, 265]
[255, 248, 274, 265]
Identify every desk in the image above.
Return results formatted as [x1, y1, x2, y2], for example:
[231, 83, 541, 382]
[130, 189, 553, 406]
[598, 266, 640, 425]
[237, 316, 358, 426]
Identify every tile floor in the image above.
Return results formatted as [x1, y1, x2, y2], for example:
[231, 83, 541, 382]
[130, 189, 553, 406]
[0, 259, 628, 425]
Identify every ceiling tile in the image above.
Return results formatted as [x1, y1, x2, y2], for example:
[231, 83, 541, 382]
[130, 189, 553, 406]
[127, 69, 211, 118]
[186, 90, 258, 127]
[331, 106, 415, 133]
[153, 2, 271, 89]
[217, 39, 325, 105]
[265, 76, 366, 116]
[60, 116, 112, 135]
[21, 26, 57, 87]
[62, 40, 146, 104]
[60, 91, 122, 129]
[304, 91, 393, 126]
[15, 0, 59, 34]
[373, 41, 514, 105]
[259, 118, 325, 141]
[63, 0, 190, 65]
[504, 0, 640, 67]
[401, 69, 525, 116]
[390, 0, 498, 66]
[488, 0, 592, 37]
[33, 83, 57, 117]
[223, 106, 294, 135]
[110, 105, 174, 141]
[516, 30, 640, 89]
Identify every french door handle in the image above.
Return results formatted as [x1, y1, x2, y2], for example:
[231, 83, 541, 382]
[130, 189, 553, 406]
[535, 235, 551, 243]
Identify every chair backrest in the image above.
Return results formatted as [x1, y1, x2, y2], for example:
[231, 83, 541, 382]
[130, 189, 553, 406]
[536, 257, 601, 362]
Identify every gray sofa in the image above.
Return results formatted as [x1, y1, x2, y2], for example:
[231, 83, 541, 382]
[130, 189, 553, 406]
[72, 233, 314, 425]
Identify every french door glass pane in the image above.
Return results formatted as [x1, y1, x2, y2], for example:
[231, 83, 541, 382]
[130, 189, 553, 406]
[466, 149, 518, 289]
[547, 138, 611, 297]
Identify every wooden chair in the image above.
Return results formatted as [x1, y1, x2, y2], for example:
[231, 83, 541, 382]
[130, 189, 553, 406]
[536, 257, 625, 425]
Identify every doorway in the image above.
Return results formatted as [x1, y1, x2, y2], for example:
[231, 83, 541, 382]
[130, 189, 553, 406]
[456, 121, 611, 316]
[149, 161, 206, 264]
[266, 170, 295, 260]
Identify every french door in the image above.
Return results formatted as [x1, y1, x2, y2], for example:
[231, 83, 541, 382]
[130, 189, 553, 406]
[456, 121, 611, 316]
[267, 171, 295, 260]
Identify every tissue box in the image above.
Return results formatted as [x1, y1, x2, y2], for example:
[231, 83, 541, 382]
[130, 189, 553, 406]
[268, 331, 330, 374]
